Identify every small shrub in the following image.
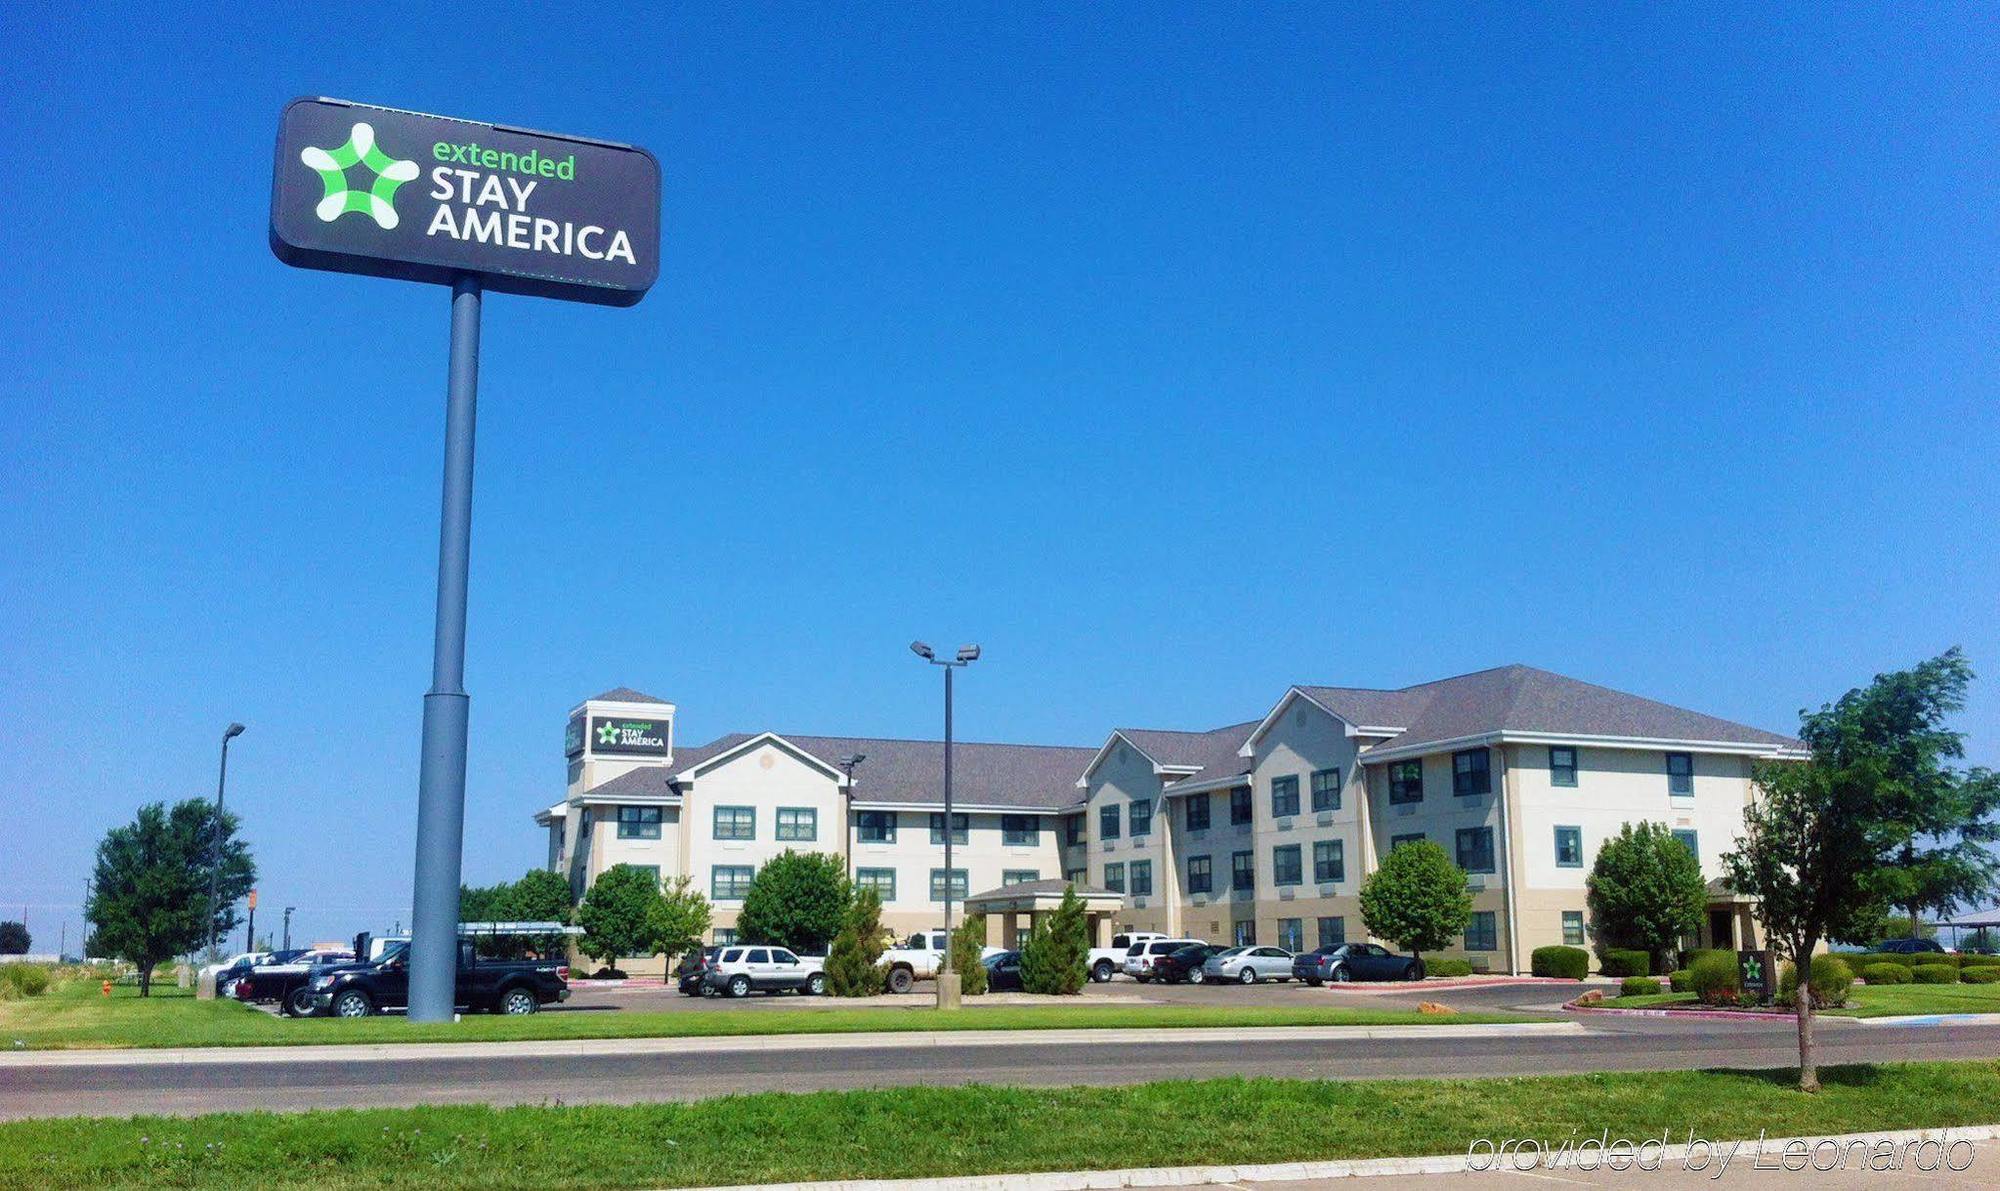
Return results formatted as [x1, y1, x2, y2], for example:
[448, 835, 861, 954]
[1913, 963, 1957, 985]
[1862, 962, 1913, 985]
[1860, 954, 1915, 971]
[1961, 967, 2000, 985]
[1531, 945, 1588, 980]
[1779, 954, 1855, 1009]
[1668, 969, 1695, 993]
[1958, 953, 2000, 969]
[1426, 957, 1473, 977]
[1687, 952, 1741, 1005]
[1682, 948, 1732, 970]
[1600, 949, 1650, 978]
[1621, 976, 1661, 996]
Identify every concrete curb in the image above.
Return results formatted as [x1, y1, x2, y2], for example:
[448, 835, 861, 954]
[673, 1123, 2000, 1190]
[0, 1021, 1583, 1069]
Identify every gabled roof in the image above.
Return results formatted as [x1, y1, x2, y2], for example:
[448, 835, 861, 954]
[588, 687, 671, 705]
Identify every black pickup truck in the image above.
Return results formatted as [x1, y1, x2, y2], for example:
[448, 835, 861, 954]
[306, 939, 569, 1018]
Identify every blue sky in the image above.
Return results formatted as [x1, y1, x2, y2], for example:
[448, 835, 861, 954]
[3, 7, 1997, 950]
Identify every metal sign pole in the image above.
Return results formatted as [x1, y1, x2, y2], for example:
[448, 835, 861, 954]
[409, 275, 482, 1023]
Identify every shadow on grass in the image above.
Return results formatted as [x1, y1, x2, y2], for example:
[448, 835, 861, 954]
[1702, 1062, 1888, 1091]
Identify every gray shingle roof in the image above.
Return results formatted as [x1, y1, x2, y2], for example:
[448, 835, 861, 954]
[588, 687, 671, 705]
[1113, 722, 1259, 791]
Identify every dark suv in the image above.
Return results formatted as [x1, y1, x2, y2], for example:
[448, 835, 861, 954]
[1151, 944, 1222, 984]
[1877, 938, 1946, 955]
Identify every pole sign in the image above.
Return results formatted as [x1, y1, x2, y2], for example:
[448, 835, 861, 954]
[1738, 949, 1774, 1004]
[270, 97, 660, 306]
[589, 716, 670, 757]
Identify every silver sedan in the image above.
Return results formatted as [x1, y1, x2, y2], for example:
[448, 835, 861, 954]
[1202, 945, 1296, 985]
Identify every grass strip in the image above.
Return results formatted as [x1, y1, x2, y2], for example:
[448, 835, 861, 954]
[2, 1062, 1998, 1190]
[0, 982, 1531, 1051]
[1597, 983, 2000, 1018]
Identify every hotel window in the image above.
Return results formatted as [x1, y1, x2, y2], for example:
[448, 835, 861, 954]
[1278, 918, 1304, 952]
[1391, 832, 1426, 851]
[1273, 844, 1303, 886]
[1185, 792, 1211, 831]
[712, 806, 755, 841]
[929, 812, 969, 846]
[1561, 910, 1586, 946]
[1001, 814, 1040, 846]
[1549, 746, 1578, 787]
[1130, 860, 1153, 896]
[856, 867, 897, 901]
[711, 865, 754, 900]
[1452, 748, 1492, 796]
[1129, 798, 1154, 837]
[1187, 854, 1213, 894]
[1230, 786, 1253, 825]
[1233, 920, 1257, 946]
[1064, 814, 1084, 846]
[616, 805, 662, 840]
[929, 868, 968, 902]
[1389, 760, 1424, 803]
[1063, 866, 1086, 885]
[1271, 775, 1300, 818]
[1103, 862, 1126, 893]
[775, 807, 817, 842]
[1673, 829, 1700, 862]
[1002, 868, 1040, 886]
[1310, 767, 1341, 812]
[1317, 916, 1347, 947]
[1100, 803, 1121, 841]
[1666, 752, 1694, 795]
[629, 864, 661, 888]
[1465, 910, 1498, 952]
[1313, 839, 1345, 883]
[1231, 850, 1255, 892]
[711, 928, 738, 946]
[857, 810, 896, 843]
[1456, 826, 1496, 873]
[1554, 826, 1583, 868]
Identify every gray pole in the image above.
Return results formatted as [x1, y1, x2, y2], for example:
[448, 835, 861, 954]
[409, 275, 482, 1023]
[206, 725, 243, 960]
[942, 663, 954, 971]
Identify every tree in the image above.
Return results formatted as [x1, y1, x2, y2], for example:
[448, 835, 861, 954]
[0, 921, 28, 955]
[510, 868, 575, 923]
[1725, 650, 1994, 1093]
[1019, 885, 1089, 994]
[1585, 822, 1708, 973]
[950, 912, 989, 995]
[575, 864, 662, 974]
[1359, 840, 1471, 959]
[732, 850, 850, 955]
[825, 886, 888, 996]
[86, 799, 255, 995]
[646, 875, 711, 963]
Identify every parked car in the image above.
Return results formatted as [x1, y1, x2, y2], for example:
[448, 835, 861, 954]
[879, 930, 1003, 993]
[308, 940, 569, 1017]
[1124, 937, 1205, 981]
[1150, 943, 1224, 984]
[1088, 931, 1166, 983]
[1293, 942, 1425, 984]
[232, 948, 356, 1016]
[200, 951, 270, 988]
[982, 949, 1024, 991]
[1203, 945, 1296, 984]
[1877, 938, 1947, 955]
[214, 951, 285, 998]
[676, 946, 721, 996]
[704, 945, 826, 997]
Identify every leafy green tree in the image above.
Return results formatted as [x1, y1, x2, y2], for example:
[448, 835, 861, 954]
[86, 799, 255, 994]
[510, 868, 575, 923]
[1359, 839, 1471, 959]
[1585, 821, 1708, 973]
[732, 850, 850, 954]
[0, 921, 28, 955]
[575, 864, 662, 973]
[825, 887, 888, 996]
[646, 875, 711, 964]
[950, 912, 989, 995]
[1020, 885, 1089, 994]
[1725, 650, 1995, 1093]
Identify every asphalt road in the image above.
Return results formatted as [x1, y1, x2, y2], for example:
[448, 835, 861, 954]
[7, 981, 2000, 1121]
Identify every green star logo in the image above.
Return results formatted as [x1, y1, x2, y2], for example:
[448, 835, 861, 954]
[1742, 956, 1763, 983]
[597, 722, 620, 746]
[300, 122, 419, 230]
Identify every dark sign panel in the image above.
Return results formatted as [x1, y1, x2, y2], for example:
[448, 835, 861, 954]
[590, 716, 670, 756]
[271, 97, 659, 306]
[1738, 949, 1775, 1004]
[565, 711, 587, 758]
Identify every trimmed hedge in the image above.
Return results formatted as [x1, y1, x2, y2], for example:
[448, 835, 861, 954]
[1780, 954, 1855, 1009]
[1426, 957, 1474, 977]
[1913, 963, 1957, 985]
[1963, 967, 2000, 985]
[1531, 946, 1588, 980]
[1862, 962, 1913, 985]
[1600, 949, 1650, 978]
[1668, 970, 1695, 993]
[1621, 976, 1662, 997]
[1687, 953, 1741, 1006]
[1682, 948, 1732, 970]
[1960, 953, 2000, 969]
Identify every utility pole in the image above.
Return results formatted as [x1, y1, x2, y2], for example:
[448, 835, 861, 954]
[283, 906, 294, 952]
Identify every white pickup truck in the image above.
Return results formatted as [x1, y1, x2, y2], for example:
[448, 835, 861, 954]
[1088, 931, 1167, 983]
[879, 929, 1004, 993]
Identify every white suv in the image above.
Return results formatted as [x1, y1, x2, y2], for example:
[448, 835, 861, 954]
[703, 945, 826, 997]
[1088, 931, 1166, 983]
[1123, 937, 1203, 982]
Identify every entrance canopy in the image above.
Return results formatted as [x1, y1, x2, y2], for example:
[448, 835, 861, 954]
[964, 879, 1124, 916]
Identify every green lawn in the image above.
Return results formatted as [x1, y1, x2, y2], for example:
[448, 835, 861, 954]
[0, 981, 1532, 1051]
[1598, 982, 2000, 1017]
[2, 1062, 1997, 1190]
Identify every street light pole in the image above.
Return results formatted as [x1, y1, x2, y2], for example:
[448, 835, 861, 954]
[838, 754, 866, 878]
[910, 641, 979, 1002]
[206, 723, 246, 961]
[283, 906, 294, 952]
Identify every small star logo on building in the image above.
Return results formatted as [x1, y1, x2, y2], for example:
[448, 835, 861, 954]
[597, 722, 620, 745]
[300, 122, 419, 230]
